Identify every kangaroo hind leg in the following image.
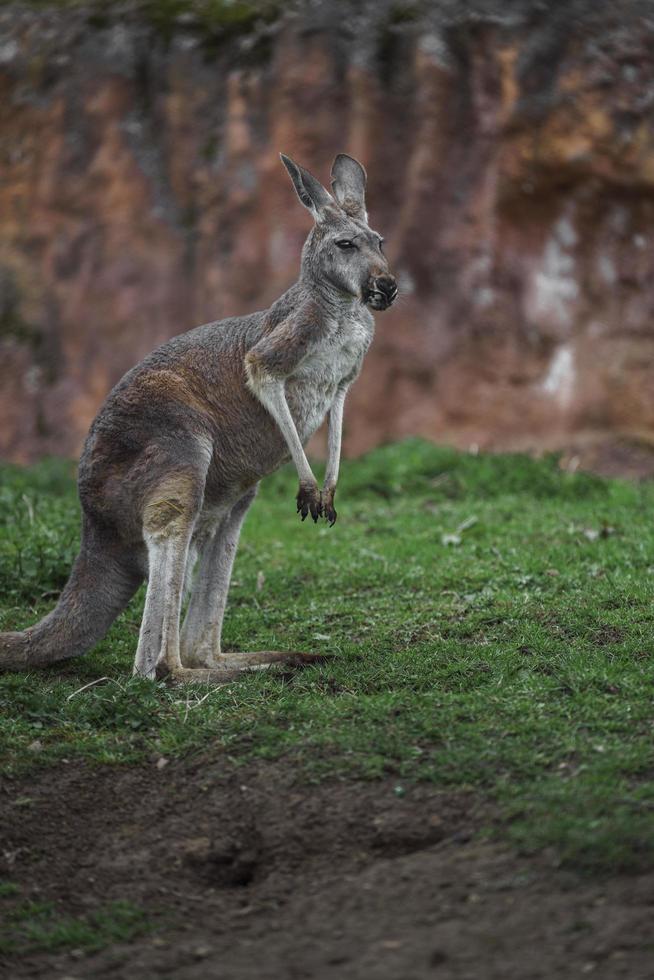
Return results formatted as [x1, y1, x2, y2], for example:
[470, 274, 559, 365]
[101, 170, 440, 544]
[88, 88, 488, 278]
[180, 488, 256, 669]
[134, 466, 206, 680]
[177, 487, 326, 684]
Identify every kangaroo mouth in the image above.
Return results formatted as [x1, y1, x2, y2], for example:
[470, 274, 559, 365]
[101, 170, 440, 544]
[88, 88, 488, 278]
[364, 286, 397, 311]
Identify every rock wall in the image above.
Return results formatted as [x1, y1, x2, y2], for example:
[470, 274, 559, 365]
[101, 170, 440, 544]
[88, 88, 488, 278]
[2, 1, 654, 462]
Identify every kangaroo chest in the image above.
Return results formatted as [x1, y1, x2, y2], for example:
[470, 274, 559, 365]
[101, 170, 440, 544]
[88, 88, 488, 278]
[286, 311, 374, 440]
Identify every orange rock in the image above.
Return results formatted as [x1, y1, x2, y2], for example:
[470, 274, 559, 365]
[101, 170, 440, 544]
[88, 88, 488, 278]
[1, 7, 654, 462]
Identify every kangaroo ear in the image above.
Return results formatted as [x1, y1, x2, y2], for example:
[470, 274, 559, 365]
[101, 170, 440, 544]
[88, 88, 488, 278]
[280, 153, 333, 220]
[331, 153, 367, 221]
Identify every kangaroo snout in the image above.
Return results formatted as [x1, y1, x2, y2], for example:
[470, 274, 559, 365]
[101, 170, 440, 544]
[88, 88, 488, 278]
[364, 274, 398, 311]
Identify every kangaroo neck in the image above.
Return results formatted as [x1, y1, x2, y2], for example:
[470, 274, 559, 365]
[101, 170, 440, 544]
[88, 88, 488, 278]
[265, 275, 361, 329]
[300, 270, 361, 318]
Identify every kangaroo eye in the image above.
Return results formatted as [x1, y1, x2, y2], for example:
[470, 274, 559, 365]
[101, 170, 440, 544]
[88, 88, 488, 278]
[378, 238, 385, 252]
[336, 240, 356, 250]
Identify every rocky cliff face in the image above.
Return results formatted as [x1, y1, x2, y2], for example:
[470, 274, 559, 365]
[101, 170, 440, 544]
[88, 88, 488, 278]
[2, 1, 654, 463]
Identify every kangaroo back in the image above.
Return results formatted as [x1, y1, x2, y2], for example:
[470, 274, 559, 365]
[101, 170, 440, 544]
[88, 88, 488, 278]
[0, 519, 141, 672]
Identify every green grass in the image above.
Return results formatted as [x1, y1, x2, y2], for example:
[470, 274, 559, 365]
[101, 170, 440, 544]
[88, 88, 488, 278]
[1, 440, 654, 873]
[0, 894, 150, 955]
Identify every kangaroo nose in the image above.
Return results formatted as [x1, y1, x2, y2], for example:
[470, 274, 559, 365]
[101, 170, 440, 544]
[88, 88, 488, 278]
[375, 274, 398, 304]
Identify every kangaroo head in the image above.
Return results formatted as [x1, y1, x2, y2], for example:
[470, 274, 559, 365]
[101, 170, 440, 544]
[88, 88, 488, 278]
[280, 153, 397, 312]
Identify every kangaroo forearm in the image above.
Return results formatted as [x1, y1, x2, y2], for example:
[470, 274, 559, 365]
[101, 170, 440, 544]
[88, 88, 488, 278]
[324, 388, 347, 489]
[247, 372, 316, 486]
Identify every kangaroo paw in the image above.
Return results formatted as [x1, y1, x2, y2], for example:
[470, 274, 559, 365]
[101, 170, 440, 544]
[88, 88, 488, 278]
[321, 487, 337, 526]
[296, 483, 322, 523]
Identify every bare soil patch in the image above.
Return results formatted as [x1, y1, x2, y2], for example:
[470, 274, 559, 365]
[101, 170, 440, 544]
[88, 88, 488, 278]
[1, 757, 653, 980]
[559, 436, 654, 480]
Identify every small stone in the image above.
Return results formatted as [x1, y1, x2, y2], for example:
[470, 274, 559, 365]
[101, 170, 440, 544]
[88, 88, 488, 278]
[156, 757, 169, 770]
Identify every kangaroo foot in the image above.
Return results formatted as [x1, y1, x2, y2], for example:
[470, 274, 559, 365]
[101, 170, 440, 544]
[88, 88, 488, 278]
[296, 482, 322, 523]
[171, 650, 330, 684]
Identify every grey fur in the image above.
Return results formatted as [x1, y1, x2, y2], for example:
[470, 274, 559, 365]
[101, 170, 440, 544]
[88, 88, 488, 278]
[0, 153, 397, 683]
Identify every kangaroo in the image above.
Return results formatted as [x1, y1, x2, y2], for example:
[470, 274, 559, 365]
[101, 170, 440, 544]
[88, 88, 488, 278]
[0, 153, 397, 683]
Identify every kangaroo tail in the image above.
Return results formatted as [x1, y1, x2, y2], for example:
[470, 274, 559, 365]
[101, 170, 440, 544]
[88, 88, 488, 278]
[0, 520, 142, 673]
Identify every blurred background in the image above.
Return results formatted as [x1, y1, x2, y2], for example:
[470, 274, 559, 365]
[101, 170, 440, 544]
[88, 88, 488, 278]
[2, 0, 654, 474]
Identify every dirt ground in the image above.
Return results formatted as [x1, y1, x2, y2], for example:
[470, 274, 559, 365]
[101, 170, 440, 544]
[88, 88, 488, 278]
[1, 758, 653, 980]
[557, 436, 654, 481]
